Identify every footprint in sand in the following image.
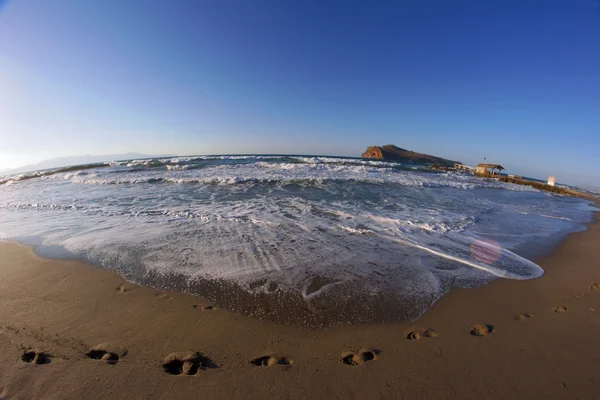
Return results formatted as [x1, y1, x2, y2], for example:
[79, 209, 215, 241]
[340, 348, 379, 366]
[407, 329, 438, 340]
[591, 283, 599, 290]
[553, 306, 568, 313]
[471, 324, 494, 336]
[162, 352, 217, 375]
[21, 350, 51, 365]
[250, 355, 293, 367]
[192, 304, 216, 311]
[515, 313, 534, 320]
[86, 344, 128, 364]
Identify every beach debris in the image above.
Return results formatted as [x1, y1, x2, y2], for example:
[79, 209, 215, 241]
[303, 336, 317, 351]
[553, 306, 568, 313]
[162, 351, 217, 375]
[573, 293, 585, 299]
[21, 350, 51, 364]
[591, 283, 600, 290]
[515, 313, 534, 320]
[340, 348, 379, 366]
[471, 324, 494, 336]
[86, 344, 128, 364]
[250, 355, 293, 367]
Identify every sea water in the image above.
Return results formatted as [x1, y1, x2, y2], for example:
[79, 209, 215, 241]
[0, 155, 596, 327]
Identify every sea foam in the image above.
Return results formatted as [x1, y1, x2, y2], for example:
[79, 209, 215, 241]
[0, 154, 595, 327]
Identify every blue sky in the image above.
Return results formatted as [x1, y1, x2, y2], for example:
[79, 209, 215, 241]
[0, 0, 599, 187]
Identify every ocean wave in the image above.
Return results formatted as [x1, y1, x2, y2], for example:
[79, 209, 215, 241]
[288, 156, 400, 167]
[2, 153, 592, 327]
[59, 162, 537, 192]
[540, 214, 573, 221]
[0, 155, 536, 195]
[105, 155, 401, 171]
[166, 164, 192, 171]
[0, 202, 86, 211]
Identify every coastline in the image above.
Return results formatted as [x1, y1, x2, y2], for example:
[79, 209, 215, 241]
[1, 209, 599, 399]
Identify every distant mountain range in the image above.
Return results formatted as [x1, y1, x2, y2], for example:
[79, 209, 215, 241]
[361, 144, 460, 167]
[1, 153, 174, 176]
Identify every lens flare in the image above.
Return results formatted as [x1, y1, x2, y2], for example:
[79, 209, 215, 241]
[470, 238, 502, 265]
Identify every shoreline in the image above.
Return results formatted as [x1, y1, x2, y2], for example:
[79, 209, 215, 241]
[1, 209, 599, 398]
[6, 198, 596, 329]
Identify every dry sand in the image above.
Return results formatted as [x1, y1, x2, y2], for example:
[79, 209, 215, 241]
[1, 212, 599, 399]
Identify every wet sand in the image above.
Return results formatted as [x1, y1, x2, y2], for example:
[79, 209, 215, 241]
[1, 211, 600, 399]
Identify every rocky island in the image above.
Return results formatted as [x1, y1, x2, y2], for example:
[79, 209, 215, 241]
[361, 144, 460, 167]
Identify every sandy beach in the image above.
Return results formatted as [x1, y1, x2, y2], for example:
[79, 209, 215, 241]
[2, 0, 599, 398]
[0, 209, 599, 399]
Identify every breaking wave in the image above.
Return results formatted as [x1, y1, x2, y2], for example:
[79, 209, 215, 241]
[0, 154, 595, 327]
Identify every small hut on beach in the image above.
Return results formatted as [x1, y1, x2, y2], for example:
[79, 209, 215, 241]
[476, 163, 505, 177]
